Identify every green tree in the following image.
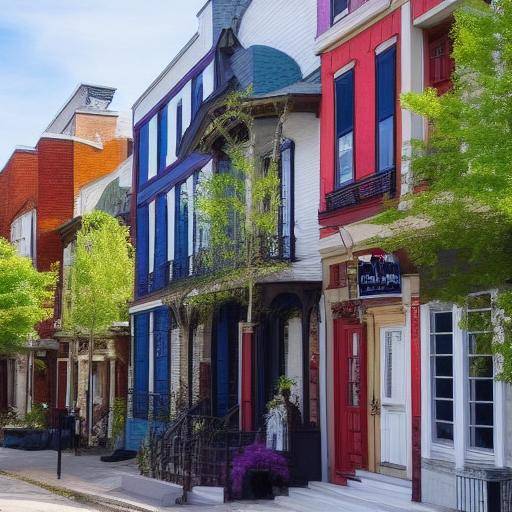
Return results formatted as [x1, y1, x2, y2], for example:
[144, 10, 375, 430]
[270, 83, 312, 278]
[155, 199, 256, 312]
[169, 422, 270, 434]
[375, 0, 512, 380]
[0, 238, 56, 355]
[66, 211, 133, 441]
[194, 89, 288, 323]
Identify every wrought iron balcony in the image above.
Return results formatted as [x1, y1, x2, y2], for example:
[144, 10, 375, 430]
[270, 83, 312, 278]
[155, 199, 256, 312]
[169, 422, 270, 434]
[325, 168, 396, 212]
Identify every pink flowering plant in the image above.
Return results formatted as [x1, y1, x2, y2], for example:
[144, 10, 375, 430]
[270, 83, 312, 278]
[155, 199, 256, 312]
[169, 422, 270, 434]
[231, 441, 289, 498]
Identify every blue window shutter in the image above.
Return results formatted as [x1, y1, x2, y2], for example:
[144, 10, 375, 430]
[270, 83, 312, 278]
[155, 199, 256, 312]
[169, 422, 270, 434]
[158, 106, 168, 173]
[136, 206, 149, 297]
[176, 100, 183, 152]
[192, 73, 203, 118]
[154, 194, 168, 289]
[138, 123, 149, 187]
[335, 69, 354, 137]
[377, 46, 396, 122]
[216, 307, 229, 417]
[134, 313, 150, 419]
[280, 141, 294, 259]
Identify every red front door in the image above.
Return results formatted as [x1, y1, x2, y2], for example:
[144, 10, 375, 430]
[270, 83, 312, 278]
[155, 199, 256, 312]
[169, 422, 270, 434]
[333, 319, 368, 484]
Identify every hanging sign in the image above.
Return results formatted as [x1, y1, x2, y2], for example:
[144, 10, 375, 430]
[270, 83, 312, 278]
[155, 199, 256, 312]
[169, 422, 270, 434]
[358, 253, 401, 298]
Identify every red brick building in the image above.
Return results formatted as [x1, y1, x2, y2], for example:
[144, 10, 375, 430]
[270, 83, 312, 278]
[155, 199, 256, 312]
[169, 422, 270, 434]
[0, 84, 131, 416]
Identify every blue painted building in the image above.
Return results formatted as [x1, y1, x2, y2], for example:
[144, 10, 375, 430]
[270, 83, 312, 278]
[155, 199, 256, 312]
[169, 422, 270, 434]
[127, 2, 324, 481]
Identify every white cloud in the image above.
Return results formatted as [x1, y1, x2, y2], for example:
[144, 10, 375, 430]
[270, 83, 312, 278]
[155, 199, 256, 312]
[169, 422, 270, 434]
[0, 0, 206, 168]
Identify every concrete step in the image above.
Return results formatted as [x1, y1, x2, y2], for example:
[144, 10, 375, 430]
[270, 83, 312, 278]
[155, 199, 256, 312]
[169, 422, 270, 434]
[309, 480, 410, 503]
[356, 469, 412, 489]
[187, 485, 224, 504]
[286, 487, 395, 512]
[120, 474, 182, 507]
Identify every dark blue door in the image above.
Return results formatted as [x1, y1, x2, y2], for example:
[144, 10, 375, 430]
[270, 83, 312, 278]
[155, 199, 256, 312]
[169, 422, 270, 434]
[154, 194, 168, 289]
[153, 308, 170, 419]
[134, 313, 150, 419]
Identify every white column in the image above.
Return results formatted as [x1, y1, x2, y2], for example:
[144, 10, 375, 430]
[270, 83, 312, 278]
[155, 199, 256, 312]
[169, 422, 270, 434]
[453, 305, 466, 470]
[420, 304, 432, 460]
[286, 317, 304, 414]
[400, 1, 424, 196]
[319, 294, 329, 482]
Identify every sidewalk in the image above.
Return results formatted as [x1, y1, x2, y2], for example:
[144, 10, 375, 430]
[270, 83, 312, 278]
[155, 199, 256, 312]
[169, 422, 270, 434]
[0, 448, 285, 512]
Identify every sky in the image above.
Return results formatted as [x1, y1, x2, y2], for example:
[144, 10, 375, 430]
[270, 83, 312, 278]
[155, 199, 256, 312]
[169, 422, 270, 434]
[0, 0, 207, 168]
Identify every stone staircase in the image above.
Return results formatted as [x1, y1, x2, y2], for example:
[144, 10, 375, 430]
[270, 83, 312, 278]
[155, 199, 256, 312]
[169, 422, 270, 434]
[273, 471, 453, 512]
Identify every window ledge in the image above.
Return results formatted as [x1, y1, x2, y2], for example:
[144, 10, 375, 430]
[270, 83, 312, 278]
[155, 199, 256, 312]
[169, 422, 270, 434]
[315, 0, 392, 55]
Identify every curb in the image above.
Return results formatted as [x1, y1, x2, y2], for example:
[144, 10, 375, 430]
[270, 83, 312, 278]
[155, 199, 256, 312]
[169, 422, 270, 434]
[0, 470, 156, 512]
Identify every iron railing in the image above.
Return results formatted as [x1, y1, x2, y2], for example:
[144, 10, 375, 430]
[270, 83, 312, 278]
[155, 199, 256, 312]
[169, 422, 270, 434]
[325, 167, 396, 212]
[457, 473, 512, 512]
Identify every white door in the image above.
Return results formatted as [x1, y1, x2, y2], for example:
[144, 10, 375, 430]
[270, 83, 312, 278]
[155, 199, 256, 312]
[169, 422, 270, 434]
[380, 327, 407, 468]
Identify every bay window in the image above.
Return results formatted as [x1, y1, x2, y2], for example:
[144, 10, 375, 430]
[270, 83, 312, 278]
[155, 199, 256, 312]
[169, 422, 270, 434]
[335, 68, 354, 187]
[376, 45, 396, 173]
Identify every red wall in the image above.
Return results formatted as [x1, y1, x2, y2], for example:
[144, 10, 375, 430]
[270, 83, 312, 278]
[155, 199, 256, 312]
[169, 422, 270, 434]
[412, 0, 444, 19]
[320, 10, 402, 214]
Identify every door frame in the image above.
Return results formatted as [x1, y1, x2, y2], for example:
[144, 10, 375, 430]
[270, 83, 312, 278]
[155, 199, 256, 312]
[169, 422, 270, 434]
[333, 318, 368, 484]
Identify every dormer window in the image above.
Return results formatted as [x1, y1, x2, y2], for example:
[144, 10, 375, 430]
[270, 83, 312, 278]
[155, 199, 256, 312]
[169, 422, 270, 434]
[332, 0, 349, 24]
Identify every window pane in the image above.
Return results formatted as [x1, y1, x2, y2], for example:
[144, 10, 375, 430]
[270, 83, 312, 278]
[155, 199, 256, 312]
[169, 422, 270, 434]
[467, 310, 492, 333]
[468, 356, 493, 377]
[470, 426, 493, 450]
[468, 332, 493, 355]
[338, 132, 353, 185]
[332, 0, 348, 19]
[436, 422, 454, 441]
[469, 379, 493, 402]
[436, 400, 454, 422]
[378, 117, 394, 172]
[435, 334, 453, 354]
[435, 356, 453, 377]
[470, 403, 494, 426]
[435, 378, 453, 399]
[434, 312, 453, 333]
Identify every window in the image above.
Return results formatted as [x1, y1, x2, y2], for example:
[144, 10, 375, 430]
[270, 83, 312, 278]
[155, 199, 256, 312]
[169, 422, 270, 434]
[466, 295, 494, 450]
[176, 99, 183, 151]
[428, 33, 454, 94]
[280, 141, 294, 259]
[157, 106, 168, 173]
[332, 0, 349, 23]
[11, 210, 35, 260]
[376, 45, 396, 172]
[138, 123, 149, 186]
[191, 73, 203, 118]
[430, 310, 454, 442]
[148, 200, 156, 285]
[148, 115, 158, 180]
[335, 69, 354, 187]
[174, 182, 189, 279]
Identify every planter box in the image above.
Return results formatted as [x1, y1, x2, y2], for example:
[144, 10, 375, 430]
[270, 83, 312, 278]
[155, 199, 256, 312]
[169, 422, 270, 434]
[3, 428, 50, 450]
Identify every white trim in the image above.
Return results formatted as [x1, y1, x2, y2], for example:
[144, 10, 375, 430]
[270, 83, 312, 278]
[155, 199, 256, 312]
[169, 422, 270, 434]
[148, 200, 156, 274]
[148, 312, 154, 394]
[453, 305, 465, 470]
[334, 60, 356, 79]
[129, 299, 163, 314]
[413, 0, 461, 29]
[375, 36, 398, 56]
[420, 304, 431, 460]
[315, 0, 392, 55]
[40, 132, 103, 150]
[167, 187, 176, 262]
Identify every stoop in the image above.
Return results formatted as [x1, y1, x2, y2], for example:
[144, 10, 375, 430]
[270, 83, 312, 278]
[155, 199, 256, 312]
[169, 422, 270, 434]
[121, 474, 183, 506]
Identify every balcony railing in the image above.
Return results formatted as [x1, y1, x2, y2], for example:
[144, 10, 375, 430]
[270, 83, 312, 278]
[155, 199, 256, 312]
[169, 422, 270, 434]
[325, 168, 396, 212]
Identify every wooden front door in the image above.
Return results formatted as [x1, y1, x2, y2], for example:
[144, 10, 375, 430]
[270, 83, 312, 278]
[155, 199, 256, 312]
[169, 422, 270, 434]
[0, 360, 8, 411]
[57, 360, 68, 409]
[334, 319, 368, 484]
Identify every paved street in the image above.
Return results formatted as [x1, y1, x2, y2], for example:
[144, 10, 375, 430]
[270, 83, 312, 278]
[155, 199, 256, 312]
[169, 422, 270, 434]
[0, 474, 99, 512]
